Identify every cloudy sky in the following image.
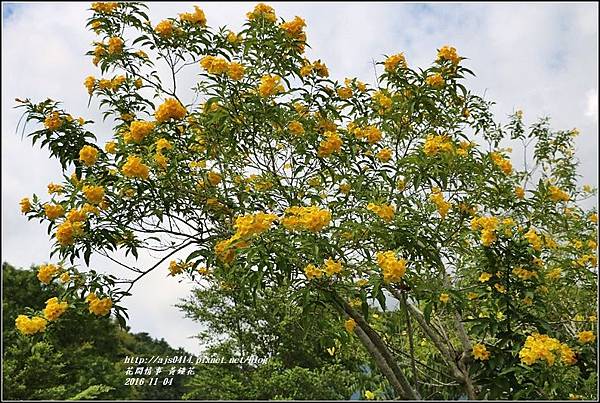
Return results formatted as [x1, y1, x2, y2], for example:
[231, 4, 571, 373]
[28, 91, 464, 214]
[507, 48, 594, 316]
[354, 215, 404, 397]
[2, 2, 598, 354]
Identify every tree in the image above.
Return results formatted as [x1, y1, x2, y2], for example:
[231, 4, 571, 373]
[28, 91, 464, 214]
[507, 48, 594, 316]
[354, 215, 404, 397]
[14, 2, 597, 400]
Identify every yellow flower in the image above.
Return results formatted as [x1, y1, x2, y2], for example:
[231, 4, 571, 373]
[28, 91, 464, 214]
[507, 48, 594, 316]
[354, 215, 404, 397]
[247, 3, 277, 23]
[155, 98, 187, 123]
[524, 228, 543, 251]
[200, 55, 229, 75]
[87, 294, 112, 316]
[490, 152, 512, 175]
[437, 45, 460, 64]
[127, 120, 155, 143]
[376, 147, 393, 162]
[282, 206, 332, 233]
[44, 112, 63, 131]
[548, 185, 570, 202]
[439, 293, 450, 303]
[426, 73, 445, 88]
[179, 6, 207, 25]
[59, 272, 71, 283]
[79, 145, 98, 166]
[107, 36, 124, 54]
[20, 197, 31, 213]
[376, 251, 406, 283]
[430, 187, 451, 218]
[344, 318, 357, 333]
[15, 315, 47, 335]
[43, 297, 68, 321]
[227, 62, 245, 80]
[478, 272, 492, 282]
[207, 171, 222, 186]
[519, 333, 575, 366]
[122, 155, 150, 179]
[578, 330, 595, 344]
[515, 186, 525, 199]
[372, 91, 392, 113]
[288, 120, 305, 136]
[472, 343, 490, 360]
[494, 283, 506, 293]
[155, 20, 174, 37]
[318, 131, 343, 157]
[364, 390, 375, 400]
[84, 76, 96, 94]
[55, 220, 83, 246]
[423, 134, 453, 156]
[304, 263, 323, 280]
[82, 185, 105, 205]
[227, 31, 241, 44]
[590, 213, 598, 224]
[37, 264, 60, 284]
[91, 2, 118, 13]
[366, 203, 395, 222]
[258, 74, 284, 97]
[44, 203, 65, 220]
[337, 87, 353, 99]
[104, 141, 117, 153]
[280, 16, 306, 38]
[323, 258, 343, 276]
[467, 292, 478, 300]
[384, 53, 407, 72]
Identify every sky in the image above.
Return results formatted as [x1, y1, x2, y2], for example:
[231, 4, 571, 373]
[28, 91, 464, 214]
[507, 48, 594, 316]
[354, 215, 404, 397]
[2, 2, 598, 354]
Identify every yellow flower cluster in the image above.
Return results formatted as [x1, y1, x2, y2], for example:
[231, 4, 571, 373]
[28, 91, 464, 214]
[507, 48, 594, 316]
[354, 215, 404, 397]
[44, 203, 65, 220]
[79, 145, 98, 166]
[48, 183, 64, 194]
[437, 45, 460, 64]
[20, 197, 31, 213]
[519, 333, 576, 366]
[512, 266, 538, 281]
[345, 318, 357, 333]
[282, 206, 332, 232]
[300, 60, 329, 78]
[472, 343, 490, 360]
[155, 20, 174, 37]
[179, 6, 207, 25]
[524, 228, 542, 251]
[122, 155, 150, 179]
[515, 186, 525, 199]
[318, 131, 343, 157]
[423, 134, 453, 156]
[168, 260, 192, 276]
[258, 74, 285, 97]
[37, 263, 60, 284]
[15, 315, 47, 335]
[376, 251, 407, 283]
[372, 91, 392, 113]
[86, 293, 112, 316]
[43, 297, 68, 321]
[367, 203, 395, 222]
[215, 212, 278, 263]
[430, 187, 451, 219]
[304, 258, 342, 280]
[56, 220, 84, 246]
[107, 36, 123, 54]
[200, 56, 229, 75]
[548, 185, 570, 202]
[83, 185, 105, 205]
[350, 124, 382, 144]
[384, 53, 407, 72]
[490, 152, 512, 175]
[471, 216, 499, 246]
[280, 16, 306, 38]
[155, 98, 187, 123]
[44, 112, 63, 131]
[337, 86, 353, 99]
[128, 120, 155, 143]
[376, 147, 393, 162]
[91, 2, 118, 13]
[578, 330, 595, 344]
[247, 3, 277, 23]
[84, 76, 96, 94]
[288, 120, 305, 136]
[426, 73, 445, 88]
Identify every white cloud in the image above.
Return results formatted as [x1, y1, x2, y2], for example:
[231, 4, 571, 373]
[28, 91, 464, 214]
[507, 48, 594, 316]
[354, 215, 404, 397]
[2, 2, 598, 353]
